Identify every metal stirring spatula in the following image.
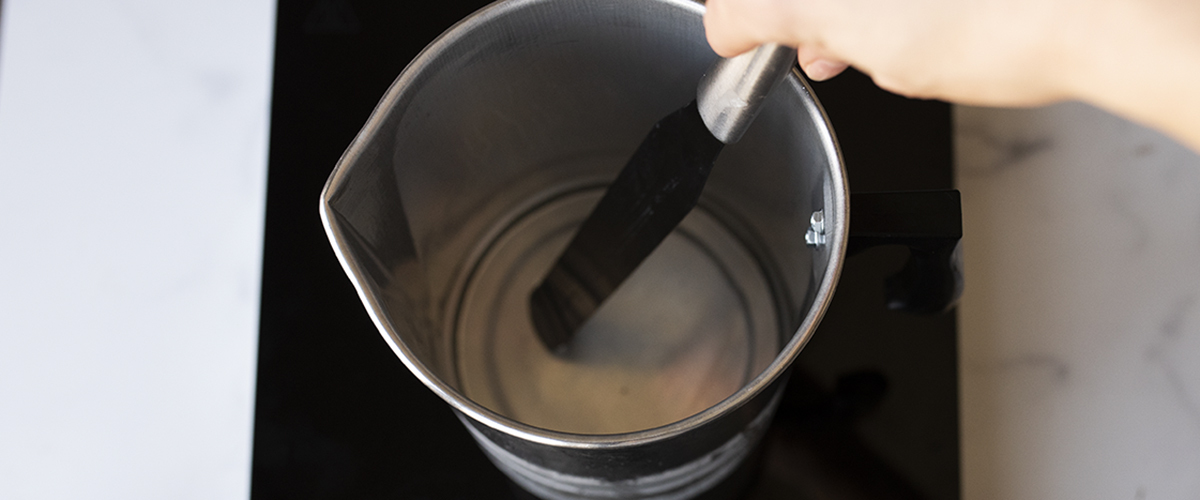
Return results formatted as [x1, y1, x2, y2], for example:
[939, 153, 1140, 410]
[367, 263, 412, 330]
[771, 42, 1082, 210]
[529, 44, 798, 352]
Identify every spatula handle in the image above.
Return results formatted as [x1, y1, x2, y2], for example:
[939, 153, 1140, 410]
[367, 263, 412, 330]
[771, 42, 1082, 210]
[696, 44, 798, 144]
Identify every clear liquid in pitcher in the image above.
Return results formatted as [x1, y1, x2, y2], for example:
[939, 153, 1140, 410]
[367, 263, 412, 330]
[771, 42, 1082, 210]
[451, 185, 782, 434]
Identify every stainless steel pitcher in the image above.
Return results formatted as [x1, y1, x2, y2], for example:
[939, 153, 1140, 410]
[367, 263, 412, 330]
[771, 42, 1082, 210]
[318, 0, 852, 497]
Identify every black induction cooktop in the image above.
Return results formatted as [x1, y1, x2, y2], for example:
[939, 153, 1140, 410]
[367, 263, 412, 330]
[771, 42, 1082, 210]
[250, 1, 959, 498]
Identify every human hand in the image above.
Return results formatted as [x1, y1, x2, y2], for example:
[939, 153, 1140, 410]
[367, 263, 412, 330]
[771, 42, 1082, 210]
[703, 0, 1081, 107]
[703, 0, 1200, 152]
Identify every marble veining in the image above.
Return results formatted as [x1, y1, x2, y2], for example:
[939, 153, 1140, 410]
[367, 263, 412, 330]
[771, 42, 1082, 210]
[957, 101, 1200, 499]
[1101, 188, 1152, 256]
[956, 131, 1054, 175]
[1146, 294, 1200, 432]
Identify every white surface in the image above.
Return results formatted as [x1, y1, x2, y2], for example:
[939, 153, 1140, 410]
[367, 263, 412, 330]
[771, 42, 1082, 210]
[957, 103, 1200, 499]
[0, 1, 274, 499]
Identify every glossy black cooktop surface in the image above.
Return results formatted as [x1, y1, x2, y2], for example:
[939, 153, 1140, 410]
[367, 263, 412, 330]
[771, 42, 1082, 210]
[250, 1, 959, 498]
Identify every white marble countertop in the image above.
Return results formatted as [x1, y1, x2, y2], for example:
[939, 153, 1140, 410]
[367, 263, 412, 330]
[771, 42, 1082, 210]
[0, 1, 274, 498]
[957, 103, 1200, 499]
[1, 1, 1197, 498]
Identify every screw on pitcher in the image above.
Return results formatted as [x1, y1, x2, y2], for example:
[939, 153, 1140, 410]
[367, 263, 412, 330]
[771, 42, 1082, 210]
[805, 210, 827, 246]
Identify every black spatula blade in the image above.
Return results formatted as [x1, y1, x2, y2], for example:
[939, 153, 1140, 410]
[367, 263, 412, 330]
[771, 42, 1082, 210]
[529, 100, 724, 352]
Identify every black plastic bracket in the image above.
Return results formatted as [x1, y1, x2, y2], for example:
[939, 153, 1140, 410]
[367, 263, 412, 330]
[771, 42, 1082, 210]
[848, 190, 963, 314]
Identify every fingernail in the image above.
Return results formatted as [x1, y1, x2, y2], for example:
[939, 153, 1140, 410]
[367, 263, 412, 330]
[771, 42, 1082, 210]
[805, 59, 846, 81]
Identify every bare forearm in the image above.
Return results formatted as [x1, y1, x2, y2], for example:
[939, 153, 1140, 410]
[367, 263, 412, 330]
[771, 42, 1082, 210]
[1063, 0, 1200, 150]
